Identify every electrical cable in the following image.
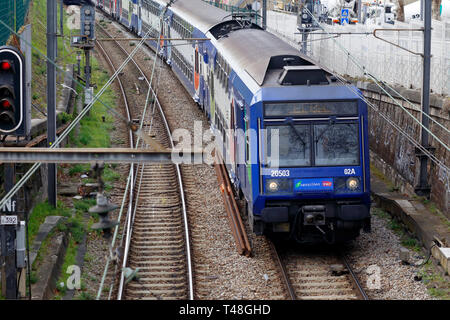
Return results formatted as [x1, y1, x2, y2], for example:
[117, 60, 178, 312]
[0, 14, 167, 214]
[302, 8, 449, 181]
[96, 0, 180, 300]
[303, 8, 450, 144]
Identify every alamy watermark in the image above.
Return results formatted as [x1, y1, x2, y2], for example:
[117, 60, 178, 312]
[366, 265, 382, 290]
[59, 265, 81, 291]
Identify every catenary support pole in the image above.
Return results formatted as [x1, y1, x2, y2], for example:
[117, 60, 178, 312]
[357, 0, 362, 23]
[262, 0, 267, 29]
[3, 164, 17, 299]
[417, 0, 432, 195]
[47, 0, 57, 207]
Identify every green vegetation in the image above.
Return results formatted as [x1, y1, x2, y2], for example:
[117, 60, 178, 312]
[53, 237, 78, 300]
[370, 164, 397, 192]
[26, 0, 121, 300]
[28, 201, 71, 242]
[418, 261, 450, 300]
[372, 208, 422, 252]
[373, 207, 449, 299]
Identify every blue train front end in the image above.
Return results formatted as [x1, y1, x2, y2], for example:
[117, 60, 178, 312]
[249, 85, 371, 244]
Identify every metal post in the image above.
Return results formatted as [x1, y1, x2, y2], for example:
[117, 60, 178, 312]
[357, 0, 362, 23]
[416, 0, 432, 195]
[84, 49, 91, 116]
[3, 164, 17, 299]
[302, 32, 308, 55]
[60, 0, 64, 38]
[420, 0, 424, 21]
[47, 0, 57, 207]
[262, 0, 267, 30]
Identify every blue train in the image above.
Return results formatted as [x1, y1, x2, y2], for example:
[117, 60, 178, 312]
[92, 0, 371, 243]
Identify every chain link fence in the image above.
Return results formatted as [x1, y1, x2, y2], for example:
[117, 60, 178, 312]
[267, 10, 450, 96]
[0, 0, 32, 45]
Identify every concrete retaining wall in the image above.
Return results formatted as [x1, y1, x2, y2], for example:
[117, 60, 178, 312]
[359, 81, 450, 216]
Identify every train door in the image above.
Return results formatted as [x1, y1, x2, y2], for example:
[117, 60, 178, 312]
[209, 62, 215, 123]
[159, 20, 167, 58]
[193, 43, 200, 102]
[234, 93, 246, 192]
[128, 1, 133, 29]
[202, 51, 209, 111]
[166, 22, 172, 64]
[137, 0, 142, 35]
[230, 99, 237, 175]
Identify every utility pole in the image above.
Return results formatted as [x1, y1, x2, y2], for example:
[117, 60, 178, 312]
[85, 49, 91, 110]
[416, 0, 432, 196]
[2, 164, 17, 299]
[47, 0, 57, 207]
[421, 0, 424, 20]
[262, 0, 267, 30]
[357, 0, 362, 23]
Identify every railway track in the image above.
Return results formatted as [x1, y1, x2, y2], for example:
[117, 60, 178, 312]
[95, 22, 194, 300]
[270, 242, 368, 300]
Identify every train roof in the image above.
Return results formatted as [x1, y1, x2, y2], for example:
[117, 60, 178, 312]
[157, 0, 230, 33]
[158, 0, 334, 88]
[215, 28, 327, 87]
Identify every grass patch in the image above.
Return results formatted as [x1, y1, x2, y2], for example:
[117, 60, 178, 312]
[68, 164, 89, 176]
[28, 201, 71, 243]
[73, 199, 96, 212]
[370, 164, 397, 191]
[76, 291, 94, 300]
[103, 166, 121, 182]
[53, 237, 79, 300]
[373, 207, 422, 252]
[418, 261, 450, 299]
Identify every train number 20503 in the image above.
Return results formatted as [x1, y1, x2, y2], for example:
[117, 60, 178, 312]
[270, 170, 290, 177]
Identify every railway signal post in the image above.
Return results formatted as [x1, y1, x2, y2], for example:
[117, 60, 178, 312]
[47, 0, 58, 208]
[80, 4, 96, 112]
[0, 46, 27, 136]
[0, 44, 30, 300]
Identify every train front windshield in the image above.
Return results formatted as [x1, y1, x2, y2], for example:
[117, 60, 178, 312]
[264, 101, 360, 168]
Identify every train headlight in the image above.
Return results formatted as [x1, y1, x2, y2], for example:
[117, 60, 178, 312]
[268, 181, 279, 192]
[265, 179, 293, 194]
[346, 177, 360, 191]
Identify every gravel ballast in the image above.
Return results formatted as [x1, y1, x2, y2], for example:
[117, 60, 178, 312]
[80, 12, 437, 300]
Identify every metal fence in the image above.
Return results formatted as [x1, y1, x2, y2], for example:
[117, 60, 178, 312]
[267, 10, 450, 96]
[0, 0, 32, 45]
[202, 0, 261, 25]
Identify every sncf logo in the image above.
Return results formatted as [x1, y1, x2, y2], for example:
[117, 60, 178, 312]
[322, 181, 332, 187]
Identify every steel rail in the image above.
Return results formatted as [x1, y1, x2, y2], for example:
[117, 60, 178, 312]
[97, 22, 195, 301]
[214, 154, 252, 256]
[340, 253, 369, 300]
[270, 242, 369, 300]
[95, 37, 136, 300]
[269, 242, 297, 300]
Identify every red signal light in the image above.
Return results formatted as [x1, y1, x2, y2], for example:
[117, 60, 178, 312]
[0, 61, 12, 71]
[1, 99, 11, 108]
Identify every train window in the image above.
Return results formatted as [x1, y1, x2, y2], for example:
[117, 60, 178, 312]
[314, 123, 360, 166]
[265, 124, 312, 167]
[195, 50, 199, 74]
[265, 101, 358, 117]
[245, 117, 250, 163]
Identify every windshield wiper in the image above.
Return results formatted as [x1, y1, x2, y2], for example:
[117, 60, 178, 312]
[285, 119, 307, 148]
[314, 116, 337, 143]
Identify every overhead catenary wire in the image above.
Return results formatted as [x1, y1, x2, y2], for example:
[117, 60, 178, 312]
[301, 7, 449, 180]
[0, 18, 166, 215]
[303, 8, 450, 143]
[333, 71, 449, 177]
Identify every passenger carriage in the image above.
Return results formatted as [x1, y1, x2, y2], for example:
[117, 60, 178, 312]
[93, 0, 371, 243]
